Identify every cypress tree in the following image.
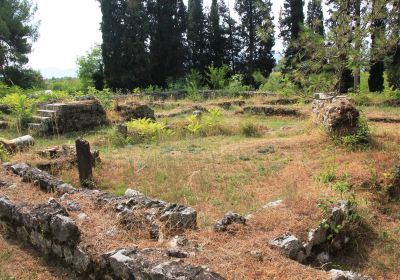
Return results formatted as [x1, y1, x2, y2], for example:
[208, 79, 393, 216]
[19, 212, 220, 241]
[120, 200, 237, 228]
[219, 0, 241, 72]
[368, 0, 386, 92]
[187, 0, 207, 71]
[100, 0, 151, 90]
[306, 0, 324, 36]
[279, 0, 305, 72]
[387, 0, 400, 90]
[149, 0, 187, 87]
[207, 0, 224, 67]
[235, 0, 276, 83]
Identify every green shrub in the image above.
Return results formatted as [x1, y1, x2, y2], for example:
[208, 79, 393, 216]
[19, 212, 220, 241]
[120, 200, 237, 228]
[259, 72, 297, 96]
[316, 168, 337, 184]
[0, 92, 34, 133]
[87, 87, 114, 109]
[225, 74, 251, 96]
[341, 118, 371, 151]
[240, 120, 261, 137]
[126, 118, 173, 143]
[186, 108, 224, 136]
[0, 144, 9, 162]
[185, 70, 204, 100]
[206, 64, 228, 89]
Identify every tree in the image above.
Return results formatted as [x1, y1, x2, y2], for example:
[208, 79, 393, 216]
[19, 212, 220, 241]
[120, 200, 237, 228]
[219, 0, 241, 72]
[100, 0, 151, 90]
[235, 0, 276, 84]
[387, 0, 400, 89]
[306, 0, 324, 36]
[279, 0, 305, 73]
[2, 66, 44, 89]
[207, 0, 224, 67]
[77, 44, 104, 90]
[368, 0, 386, 92]
[0, 0, 39, 86]
[149, 0, 187, 87]
[187, 0, 207, 71]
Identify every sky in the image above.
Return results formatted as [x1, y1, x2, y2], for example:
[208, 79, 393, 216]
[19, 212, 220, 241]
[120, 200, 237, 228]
[27, 0, 308, 78]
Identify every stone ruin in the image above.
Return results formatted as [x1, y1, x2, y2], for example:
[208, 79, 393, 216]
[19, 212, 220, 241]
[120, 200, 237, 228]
[312, 93, 360, 136]
[0, 162, 223, 279]
[28, 100, 108, 135]
[115, 102, 155, 121]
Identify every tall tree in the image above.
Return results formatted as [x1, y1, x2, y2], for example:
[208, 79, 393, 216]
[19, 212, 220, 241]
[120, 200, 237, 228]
[149, 0, 187, 86]
[306, 0, 324, 36]
[0, 0, 39, 86]
[353, 0, 361, 91]
[187, 0, 207, 71]
[368, 0, 386, 92]
[279, 0, 305, 73]
[207, 0, 224, 67]
[220, 0, 241, 72]
[77, 44, 104, 90]
[100, 0, 151, 90]
[235, 0, 276, 83]
[387, 0, 400, 89]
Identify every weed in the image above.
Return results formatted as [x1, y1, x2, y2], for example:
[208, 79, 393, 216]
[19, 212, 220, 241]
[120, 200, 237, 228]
[239, 155, 251, 161]
[257, 145, 275, 154]
[340, 117, 371, 151]
[316, 167, 337, 184]
[126, 118, 173, 143]
[0, 144, 9, 162]
[241, 120, 261, 137]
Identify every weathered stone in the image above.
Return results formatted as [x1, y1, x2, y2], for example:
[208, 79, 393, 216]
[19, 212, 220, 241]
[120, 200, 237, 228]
[125, 188, 144, 198]
[316, 251, 330, 263]
[75, 139, 93, 187]
[329, 269, 372, 280]
[262, 199, 284, 209]
[1, 135, 34, 153]
[269, 233, 306, 262]
[250, 250, 263, 261]
[166, 249, 188, 258]
[160, 205, 197, 229]
[116, 123, 128, 138]
[56, 183, 76, 196]
[243, 106, 300, 117]
[116, 103, 155, 121]
[150, 223, 160, 240]
[73, 247, 91, 273]
[49, 214, 80, 245]
[312, 95, 359, 136]
[387, 165, 400, 199]
[66, 201, 81, 212]
[214, 212, 246, 232]
[0, 196, 14, 219]
[169, 235, 189, 249]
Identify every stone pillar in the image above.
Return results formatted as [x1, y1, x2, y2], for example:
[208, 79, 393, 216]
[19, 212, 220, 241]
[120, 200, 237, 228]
[75, 139, 93, 187]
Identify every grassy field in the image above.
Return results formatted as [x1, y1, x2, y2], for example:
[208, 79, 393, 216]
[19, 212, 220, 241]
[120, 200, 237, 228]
[1, 94, 400, 279]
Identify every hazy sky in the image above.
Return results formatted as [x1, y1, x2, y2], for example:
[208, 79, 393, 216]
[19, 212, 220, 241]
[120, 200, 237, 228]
[27, 0, 306, 78]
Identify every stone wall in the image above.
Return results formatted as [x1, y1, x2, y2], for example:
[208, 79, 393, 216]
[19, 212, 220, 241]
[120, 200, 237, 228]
[1, 162, 223, 279]
[312, 93, 360, 136]
[48, 100, 108, 133]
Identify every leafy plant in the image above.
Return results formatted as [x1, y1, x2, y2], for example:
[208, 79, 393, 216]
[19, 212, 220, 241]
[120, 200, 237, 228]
[341, 117, 371, 151]
[126, 118, 173, 143]
[225, 74, 251, 96]
[186, 115, 202, 134]
[241, 120, 261, 137]
[185, 70, 203, 100]
[206, 64, 228, 89]
[87, 87, 114, 109]
[316, 168, 337, 184]
[0, 92, 34, 133]
[0, 143, 9, 162]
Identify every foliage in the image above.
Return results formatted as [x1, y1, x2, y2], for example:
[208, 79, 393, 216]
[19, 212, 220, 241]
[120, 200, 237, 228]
[0, 0, 39, 81]
[87, 87, 114, 109]
[259, 72, 297, 96]
[0, 143, 9, 162]
[126, 118, 173, 143]
[225, 74, 251, 96]
[1, 67, 45, 89]
[306, 0, 324, 36]
[207, 0, 224, 67]
[187, 0, 207, 71]
[186, 108, 223, 135]
[206, 64, 228, 89]
[341, 118, 371, 151]
[45, 77, 83, 93]
[0, 92, 33, 132]
[235, 0, 276, 84]
[240, 120, 261, 137]
[77, 44, 104, 90]
[316, 168, 337, 184]
[185, 69, 203, 100]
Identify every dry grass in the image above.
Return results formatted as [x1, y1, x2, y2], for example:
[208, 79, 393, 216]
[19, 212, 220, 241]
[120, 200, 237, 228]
[1, 97, 400, 279]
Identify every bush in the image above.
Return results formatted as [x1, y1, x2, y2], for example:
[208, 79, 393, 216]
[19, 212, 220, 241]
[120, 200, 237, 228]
[225, 74, 251, 96]
[0, 144, 9, 162]
[240, 120, 261, 137]
[341, 118, 371, 151]
[186, 108, 227, 136]
[206, 64, 228, 89]
[0, 92, 34, 132]
[259, 72, 297, 96]
[87, 87, 114, 109]
[185, 70, 204, 100]
[126, 118, 173, 143]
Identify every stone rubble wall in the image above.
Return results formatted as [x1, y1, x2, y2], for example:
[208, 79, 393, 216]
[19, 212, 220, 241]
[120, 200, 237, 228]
[1, 163, 223, 279]
[48, 100, 108, 133]
[243, 106, 301, 116]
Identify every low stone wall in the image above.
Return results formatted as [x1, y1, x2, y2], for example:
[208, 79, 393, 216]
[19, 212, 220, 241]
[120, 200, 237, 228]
[243, 106, 301, 117]
[1, 163, 222, 279]
[48, 100, 108, 133]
